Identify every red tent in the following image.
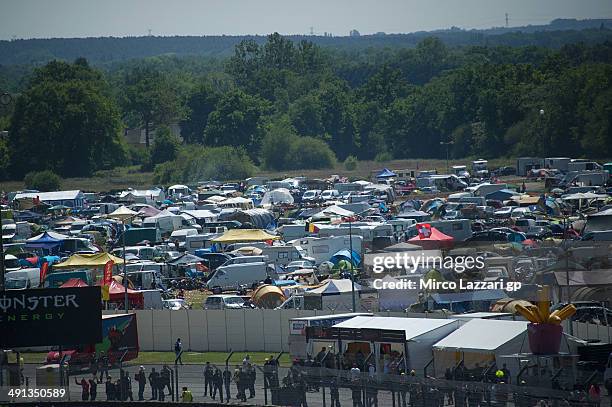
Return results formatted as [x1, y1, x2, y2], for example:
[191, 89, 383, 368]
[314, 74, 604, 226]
[60, 278, 89, 288]
[96, 280, 144, 308]
[409, 227, 454, 249]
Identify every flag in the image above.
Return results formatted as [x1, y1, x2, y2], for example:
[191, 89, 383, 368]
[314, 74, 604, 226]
[417, 223, 432, 239]
[39, 262, 49, 286]
[306, 222, 319, 233]
[101, 285, 110, 301]
[103, 260, 114, 286]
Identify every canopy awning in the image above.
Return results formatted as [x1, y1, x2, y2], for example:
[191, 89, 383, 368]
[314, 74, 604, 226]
[53, 252, 125, 269]
[408, 227, 454, 249]
[212, 228, 280, 243]
[107, 206, 138, 221]
[26, 231, 68, 249]
[376, 168, 397, 178]
[60, 278, 89, 288]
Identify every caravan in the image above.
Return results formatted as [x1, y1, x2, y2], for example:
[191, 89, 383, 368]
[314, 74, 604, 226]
[289, 235, 363, 265]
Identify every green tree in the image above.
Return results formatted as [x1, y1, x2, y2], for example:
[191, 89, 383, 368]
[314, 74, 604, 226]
[204, 89, 269, 157]
[179, 83, 220, 144]
[9, 60, 126, 178]
[150, 126, 180, 165]
[24, 170, 61, 191]
[121, 66, 181, 147]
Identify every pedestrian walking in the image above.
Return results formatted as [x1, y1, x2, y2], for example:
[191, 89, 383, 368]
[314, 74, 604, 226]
[175, 338, 183, 365]
[148, 368, 159, 400]
[135, 366, 147, 401]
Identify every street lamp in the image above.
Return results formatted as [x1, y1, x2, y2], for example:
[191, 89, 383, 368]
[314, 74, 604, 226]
[440, 141, 454, 174]
[0, 92, 12, 291]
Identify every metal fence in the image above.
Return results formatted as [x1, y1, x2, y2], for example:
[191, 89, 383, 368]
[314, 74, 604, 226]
[16, 361, 606, 406]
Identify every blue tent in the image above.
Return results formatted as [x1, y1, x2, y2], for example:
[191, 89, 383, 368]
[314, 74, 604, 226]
[485, 189, 518, 201]
[329, 249, 362, 267]
[25, 232, 64, 249]
[376, 168, 397, 178]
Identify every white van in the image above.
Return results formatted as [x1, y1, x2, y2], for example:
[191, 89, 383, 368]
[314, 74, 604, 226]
[169, 229, 198, 248]
[206, 261, 274, 290]
[261, 245, 312, 266]
[320, 190, 340, 201]
[5, 268, 40, 290]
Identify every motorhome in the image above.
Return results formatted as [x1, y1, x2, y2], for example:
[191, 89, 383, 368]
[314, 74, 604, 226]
[406, 219, 473, 241]
[416, 175, 467, 192]
[169, 229, 198, 248]
[289, 235, 364, 265]
[111, 246, 162, 261]
[472, 159, 489, 177]
[184, 233, 217, 254]
[517, 157, 544, 176]
[126, 270, 166, 290]
[543, 157, 570, 173]
[260, 244, 313, 266]
[567, 160, 602, 172]
[279, 223, 310, 241]
[1, 221, 31, 242]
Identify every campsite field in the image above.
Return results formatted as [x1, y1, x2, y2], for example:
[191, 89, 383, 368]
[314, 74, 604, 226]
[0, 158, 517, 193]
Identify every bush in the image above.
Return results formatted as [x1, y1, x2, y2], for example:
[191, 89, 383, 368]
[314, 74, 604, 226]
[374, 151, 393, 162]
[150, 126, 180, 166]
[127, 145, 151, 168]
[261, 118, 336, 170]
[344, 155, 358, 171]
[154, 146, 256, 184]
[24, 170, 62, 191]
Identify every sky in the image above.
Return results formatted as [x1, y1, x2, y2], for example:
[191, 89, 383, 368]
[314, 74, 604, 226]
[0, 0, 611, 40]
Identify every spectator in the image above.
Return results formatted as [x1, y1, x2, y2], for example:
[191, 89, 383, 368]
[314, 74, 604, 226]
[233, 368, 245, 402]
[105, 376, 115, 401]
[350, 364, 361, 382]
[135, 366, 147, 401]
[204, 361, 213, 397]
[247, 364, 256, 398]
[88, 376, 98, 401]
[175, 338, 183, 365]
[181, 386, 193, 402]
[162, 364, 172, 395]
[212, 368, 223, 402]
[98, 352, 109, 382]
[330, 377, 340, 407]
[588, 383, 601, 406]
[122, 372, 134, 401]
[148, 368, 159, 400]
[75, 377, 90, 401]
[223, 367, 232, 402]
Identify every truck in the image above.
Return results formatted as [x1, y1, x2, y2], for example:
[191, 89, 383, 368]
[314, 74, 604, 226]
[205, 260, 276, 290]
[46, 313, 139, 372]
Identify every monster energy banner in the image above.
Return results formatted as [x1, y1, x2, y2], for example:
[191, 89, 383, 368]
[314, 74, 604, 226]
[0, 287, 102, 348]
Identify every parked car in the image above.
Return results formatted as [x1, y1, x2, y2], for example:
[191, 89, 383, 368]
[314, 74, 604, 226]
[203, 295, 246, 310]
[302, 190, 322, 203]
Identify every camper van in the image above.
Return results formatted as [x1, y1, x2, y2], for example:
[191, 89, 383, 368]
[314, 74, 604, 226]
[288, 235, 364, 265]
[185, 233, 217, 253]
[472, 159, 489, 177]
[169, 229, 198, 248]
[4, 268, 40, 290]
[126, 271, 166, 290]
[111, 246, 162, 261]
[205, 260, 274, 290]
[261, 245, 313, 266]
[1, 221, 31, 242]
[279, 223, 310, 241]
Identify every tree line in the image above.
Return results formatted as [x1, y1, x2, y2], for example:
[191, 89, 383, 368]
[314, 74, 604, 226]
[1, 33, 612, 182]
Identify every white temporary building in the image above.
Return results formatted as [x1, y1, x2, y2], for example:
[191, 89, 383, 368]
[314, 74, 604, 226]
[332, 316, 460, 373]
[376, 275, 420, 311]
[432, 319, 529, 376]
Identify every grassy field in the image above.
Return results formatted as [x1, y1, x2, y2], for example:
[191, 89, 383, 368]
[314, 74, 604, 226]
[20, 351, 292, 367]
[0, 158, 518, 192]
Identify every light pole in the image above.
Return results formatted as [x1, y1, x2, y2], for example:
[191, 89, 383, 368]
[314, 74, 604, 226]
[349, 218, 356, 312]
[0, 92, 11, 292]
[440, 141, 454, 174]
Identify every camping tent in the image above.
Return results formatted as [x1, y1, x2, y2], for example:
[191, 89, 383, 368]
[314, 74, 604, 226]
[53, 252, 125, 269]
[329, 249, 362, 267]
[26, 231, 67, 249]
[311, 205, 355, 220]
[376, 168, 397, 179]
[167, 253, 204, 266]
[307, 279, 362, 295]
[408, 227, 454, 249]
[107, 206, 138, 221]
[212, 229, 280, 244]
[260, 188, 294, 206]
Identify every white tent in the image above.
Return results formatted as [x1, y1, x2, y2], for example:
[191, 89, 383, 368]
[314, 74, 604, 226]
[311, 205, 355, 220]
[260, 188, 294, 206]
[307, 279, 362, 295]
[432, 319, 529, 377]
[333, 316, 460, 372]
[107, 206, 138, 221]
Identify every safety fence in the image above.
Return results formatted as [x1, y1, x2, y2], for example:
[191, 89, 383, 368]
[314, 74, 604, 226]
[14, 361, 608, 406]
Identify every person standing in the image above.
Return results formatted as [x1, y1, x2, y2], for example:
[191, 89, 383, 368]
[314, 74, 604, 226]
[223, 367, 232, 403]
[98, 351, 109, 382]
[123, 372, 134, 401]
[162, 364, 172, 395]
[175, 338, 183, 365]
[75, 377, 90, 401]
[89, 376, 98, 401]
[203, 361, 213, 397]
[105, 376, 115, 401]
[212, 368, 224, 402]
[330, 377, 341, 407]
[135, 366, 147, 401]
[247, 364, 256, 398]
[181, 386, 193, 403]
[148, 368, 159, 400]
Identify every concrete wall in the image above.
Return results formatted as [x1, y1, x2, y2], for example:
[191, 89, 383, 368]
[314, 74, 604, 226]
[101, 310, 612, 353]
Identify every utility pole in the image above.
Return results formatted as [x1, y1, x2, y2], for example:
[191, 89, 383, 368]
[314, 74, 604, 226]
[349, 218, 356, 312]
[505, 13, 509, 28]
[0, 92, 11, 292]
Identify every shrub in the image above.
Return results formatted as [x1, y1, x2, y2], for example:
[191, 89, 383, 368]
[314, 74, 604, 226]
[24, 170, 61, 191]
[150, 126, 180, 165]
[344, 155, 358, 171]
[374, 151, 393, 162]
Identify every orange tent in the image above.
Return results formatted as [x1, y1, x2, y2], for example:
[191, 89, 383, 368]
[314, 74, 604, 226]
[96, 280, 144, 308]
[59, 278, 89, 288]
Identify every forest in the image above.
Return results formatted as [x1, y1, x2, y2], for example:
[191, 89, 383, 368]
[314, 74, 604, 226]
[1, 27, 611, 182]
